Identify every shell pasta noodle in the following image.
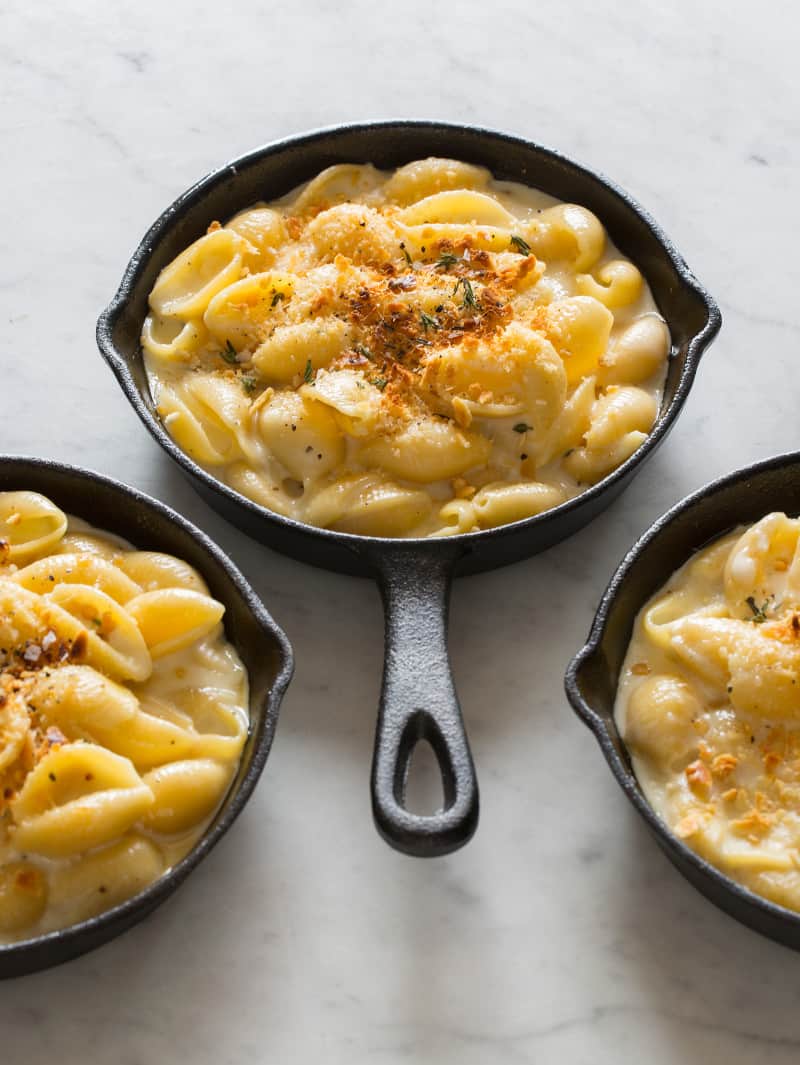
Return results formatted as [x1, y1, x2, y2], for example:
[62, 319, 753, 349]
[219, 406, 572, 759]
[0, 492, 248, 942]
[142, 158, 670, 538]
[615, 513, 800, 913]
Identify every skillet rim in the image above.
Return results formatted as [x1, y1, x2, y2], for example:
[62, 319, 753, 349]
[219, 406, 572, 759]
[96, 118, 722, 553]
[565, 449, 800, 942]
[0, 454, 294, 970]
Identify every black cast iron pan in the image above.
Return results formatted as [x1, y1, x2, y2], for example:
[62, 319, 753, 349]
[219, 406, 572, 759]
[0, 457, 293, 978]
[566, 452, 800, 950]
[97, 120, 720, 857]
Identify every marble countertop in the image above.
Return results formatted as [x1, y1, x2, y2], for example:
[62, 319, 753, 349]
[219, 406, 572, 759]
[3, 1, 800, 1060]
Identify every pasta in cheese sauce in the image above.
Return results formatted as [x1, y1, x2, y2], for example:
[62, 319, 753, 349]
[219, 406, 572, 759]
[616, 513, 800, 912]
[0, 492, 248, 943]
[143, 158, 670, 537]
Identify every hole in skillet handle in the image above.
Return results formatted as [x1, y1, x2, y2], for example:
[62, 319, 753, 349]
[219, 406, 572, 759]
[357, 541, 479, 857]
[402, 732, 447, 815]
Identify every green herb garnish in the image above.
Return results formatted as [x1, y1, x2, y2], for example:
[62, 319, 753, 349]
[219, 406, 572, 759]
[355, 344, 374, 360]
[371, 377, 388, 391]
[400, 244, 412, 265]
[453, 277, 479, 311]
[91, 618, 103, 627]
[221, 340, 238, 364]
[746, 596, 771, 623]
[510, 234, 532, 256]
[513, 423, 533, 434]
[436, 252, 459, 271]
[271, 291, 286, 308]
[420, 311, 439, 331]
[303, 359, 313, 383]
[241, 375, 258, 395]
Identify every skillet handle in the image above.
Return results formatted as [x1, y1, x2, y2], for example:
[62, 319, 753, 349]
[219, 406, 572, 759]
[360, 543, 478, 857]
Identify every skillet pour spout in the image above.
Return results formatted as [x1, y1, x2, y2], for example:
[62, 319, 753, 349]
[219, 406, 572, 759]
[97, 120, 721, 856]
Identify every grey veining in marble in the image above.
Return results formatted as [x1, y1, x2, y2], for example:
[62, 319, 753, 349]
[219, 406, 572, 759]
[2, 0, 800, 1061]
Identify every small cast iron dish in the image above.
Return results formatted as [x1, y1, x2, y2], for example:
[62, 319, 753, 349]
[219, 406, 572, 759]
[0, 456, 293, 978]
[566, 452, 800, 950]
[97, 120, 720, 858]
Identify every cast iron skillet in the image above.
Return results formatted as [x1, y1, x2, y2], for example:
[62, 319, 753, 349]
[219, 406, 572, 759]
[97, 120, 720, 858]
[566, 452, 800, 950]
[0, 457, 293, 978]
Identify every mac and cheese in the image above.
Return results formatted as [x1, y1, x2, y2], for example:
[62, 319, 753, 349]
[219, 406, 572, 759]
[0, 492, 248, 942]
[143, 158, 670, 537]
[616, 513, 800, 912]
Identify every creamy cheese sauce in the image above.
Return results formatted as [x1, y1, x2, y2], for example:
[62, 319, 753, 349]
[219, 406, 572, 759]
[616, 513, 800, 911]
[0, 492, 248, 943]
[142, 158, 670, 537]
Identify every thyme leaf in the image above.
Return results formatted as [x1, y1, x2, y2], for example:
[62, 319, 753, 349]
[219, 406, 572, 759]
[510, 234, 532, 256]
[453, 277, 479, 311]
[746, 596, 771, 623]
[436, 252, 459, 271]
[221, 339, 238, 364]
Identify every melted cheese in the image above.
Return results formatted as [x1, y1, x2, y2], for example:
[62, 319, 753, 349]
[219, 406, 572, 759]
[616, 514, 800, 911]
[143, 158, 670, 538]
[0, 497, 248, 943]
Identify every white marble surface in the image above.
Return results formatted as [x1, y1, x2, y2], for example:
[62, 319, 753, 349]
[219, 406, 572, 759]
[2, 0, 800, 1060]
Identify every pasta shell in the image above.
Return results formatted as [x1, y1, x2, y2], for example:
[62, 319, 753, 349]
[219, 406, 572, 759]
[126, 588, 225, 658]
[13, 553, 142, 604]
[149, 229, 247, 319]
[12, 744, 154, 858]
[0, 491, 67, 565]
[141, 759, 231, 834]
